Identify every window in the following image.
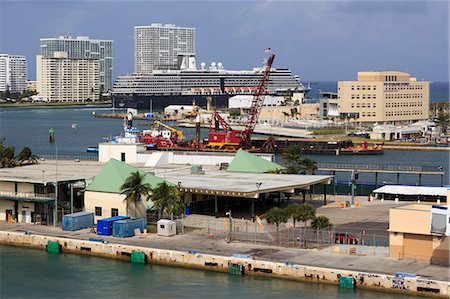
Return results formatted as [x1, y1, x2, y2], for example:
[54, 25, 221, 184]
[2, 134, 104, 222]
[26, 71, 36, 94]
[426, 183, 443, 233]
[111, 208, 118, 217]
[95, 207, 102, 216]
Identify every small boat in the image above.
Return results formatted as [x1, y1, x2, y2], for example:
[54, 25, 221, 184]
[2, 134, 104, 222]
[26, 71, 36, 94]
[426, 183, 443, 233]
[86, 147, 99, 153]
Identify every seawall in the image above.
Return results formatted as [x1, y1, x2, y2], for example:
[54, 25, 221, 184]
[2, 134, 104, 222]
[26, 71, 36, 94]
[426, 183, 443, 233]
[0, 231, 448, 298]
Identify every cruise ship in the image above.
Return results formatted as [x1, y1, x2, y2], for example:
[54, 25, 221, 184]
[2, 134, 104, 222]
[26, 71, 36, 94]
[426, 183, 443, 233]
[111, 60, 310, 109]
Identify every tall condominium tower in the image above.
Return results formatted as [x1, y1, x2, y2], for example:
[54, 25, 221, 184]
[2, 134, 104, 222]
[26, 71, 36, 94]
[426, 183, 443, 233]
[134, 23, 195, 73]
[36, 52, 99, 102]
[40, 36, 113, 91]
[0, 54, 27, 93]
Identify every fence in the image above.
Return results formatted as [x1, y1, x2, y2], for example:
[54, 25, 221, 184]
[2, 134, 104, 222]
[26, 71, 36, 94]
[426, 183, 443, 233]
[189, 218, 390, 253]
[318, 163, 441, 173]
[38, 154, 98, 161]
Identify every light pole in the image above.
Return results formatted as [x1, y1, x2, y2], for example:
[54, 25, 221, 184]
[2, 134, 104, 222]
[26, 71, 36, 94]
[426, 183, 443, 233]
[226, 210, 232, 243]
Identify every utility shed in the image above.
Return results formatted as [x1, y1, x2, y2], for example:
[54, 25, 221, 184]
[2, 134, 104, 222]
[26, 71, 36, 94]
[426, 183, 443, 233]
[227, 149, 286, 173]
[373, 185, 447, 202]
[157, 219, 176, 237]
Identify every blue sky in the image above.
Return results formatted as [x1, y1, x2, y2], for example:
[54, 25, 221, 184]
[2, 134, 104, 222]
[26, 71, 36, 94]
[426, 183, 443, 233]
[1, 0, 448, 82]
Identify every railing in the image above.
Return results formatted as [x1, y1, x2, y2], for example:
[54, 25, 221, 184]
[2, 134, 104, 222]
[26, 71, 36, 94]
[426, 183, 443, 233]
[0, 190, 55, 201]
[318, 163, 443, 173]
[37, 154, 98, 161]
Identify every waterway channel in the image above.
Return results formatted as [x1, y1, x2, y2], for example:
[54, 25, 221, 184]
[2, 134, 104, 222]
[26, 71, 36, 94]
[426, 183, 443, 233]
[0, 245, 416, 298]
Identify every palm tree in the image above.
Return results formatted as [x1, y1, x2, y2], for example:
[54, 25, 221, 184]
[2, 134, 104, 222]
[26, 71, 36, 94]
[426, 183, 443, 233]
[300, 157, 318, 175]
[15, 147, 38, 165]
[312, 216, 333, 231]
[286, 203, 302, 227]
[436, 112, 449, 134]
[281, 145, 303, 174]
[151, 181, 181, 220]
[0, 145, 16, 168]
[296, 203, 316, 246]
[120, 171, 152, 218]
[265, 207, 289, 244]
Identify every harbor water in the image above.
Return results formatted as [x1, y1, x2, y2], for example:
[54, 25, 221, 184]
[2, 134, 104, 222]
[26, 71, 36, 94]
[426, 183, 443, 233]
[0, 106, 448, 186]
[0, 245, 415, 298]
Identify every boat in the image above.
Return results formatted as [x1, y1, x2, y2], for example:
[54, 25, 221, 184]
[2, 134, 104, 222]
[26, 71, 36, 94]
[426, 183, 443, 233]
[111, 65, 310, 109]
[86, 147, 99, 153]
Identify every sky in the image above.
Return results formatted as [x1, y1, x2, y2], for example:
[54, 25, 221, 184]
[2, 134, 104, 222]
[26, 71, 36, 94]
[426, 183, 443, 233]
[0, 0, 449, 82]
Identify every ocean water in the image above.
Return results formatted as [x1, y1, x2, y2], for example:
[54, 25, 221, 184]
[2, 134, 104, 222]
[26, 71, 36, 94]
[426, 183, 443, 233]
[306, 81, 449, 103]
[0, 245, 414, 299]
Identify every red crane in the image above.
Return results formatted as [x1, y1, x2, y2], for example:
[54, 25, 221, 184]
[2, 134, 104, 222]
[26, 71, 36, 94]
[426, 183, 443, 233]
[208, 52, 276, 149]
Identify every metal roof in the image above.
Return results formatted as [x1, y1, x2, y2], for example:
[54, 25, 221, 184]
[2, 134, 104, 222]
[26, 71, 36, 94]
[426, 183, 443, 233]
[373, 185, 448, 197]
[85, 158, 169, 193]
[227, 150, 286, 173]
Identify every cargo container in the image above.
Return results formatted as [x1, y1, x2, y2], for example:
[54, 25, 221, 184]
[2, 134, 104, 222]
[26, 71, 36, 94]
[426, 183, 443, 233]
[62, 211, 94, 231]
[97, 216, 130, 236]
[112, 218, 147, 238]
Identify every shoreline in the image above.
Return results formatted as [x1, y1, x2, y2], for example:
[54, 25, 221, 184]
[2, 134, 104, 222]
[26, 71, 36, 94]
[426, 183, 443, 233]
[0, 230, 448, 298]
[0, 101, 112, 108]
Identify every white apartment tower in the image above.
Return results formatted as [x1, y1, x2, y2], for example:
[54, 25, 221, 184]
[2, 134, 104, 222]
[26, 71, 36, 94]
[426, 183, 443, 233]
[36, 52, 99, 102]
[134, 23, 195, 73]
[40, 36, 113, 91]
[0, 54, 27, 93]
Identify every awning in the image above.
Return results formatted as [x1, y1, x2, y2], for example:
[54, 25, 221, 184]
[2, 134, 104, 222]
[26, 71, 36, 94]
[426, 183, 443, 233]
[372, 185, 448, 197]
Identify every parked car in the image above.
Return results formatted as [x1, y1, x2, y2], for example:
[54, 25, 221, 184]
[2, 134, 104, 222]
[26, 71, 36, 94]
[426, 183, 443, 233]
[335, 233, 359, 244]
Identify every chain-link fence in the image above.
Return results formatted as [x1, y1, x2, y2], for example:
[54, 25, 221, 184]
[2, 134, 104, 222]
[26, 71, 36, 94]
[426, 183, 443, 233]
[189, 218, 390, 253]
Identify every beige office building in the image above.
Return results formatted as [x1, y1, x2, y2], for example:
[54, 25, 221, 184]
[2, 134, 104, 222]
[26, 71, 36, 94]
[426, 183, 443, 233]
[36, 52, 99, 102]
[338, 71, 429, 125]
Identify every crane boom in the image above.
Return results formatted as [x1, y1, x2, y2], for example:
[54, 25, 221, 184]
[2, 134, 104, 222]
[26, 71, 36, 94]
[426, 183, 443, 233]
[154, 120, 183, 141]
[242, 53, 275, 146]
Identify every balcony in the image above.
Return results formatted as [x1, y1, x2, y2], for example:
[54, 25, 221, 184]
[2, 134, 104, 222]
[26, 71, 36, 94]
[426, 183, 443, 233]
[0, 190, 55, 203]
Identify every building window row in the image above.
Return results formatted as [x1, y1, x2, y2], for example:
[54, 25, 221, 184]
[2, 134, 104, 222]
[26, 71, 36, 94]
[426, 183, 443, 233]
[361, 112, 377, 117]
[385, 110, 423, 117]
[351, 94, 377, 100]
[385, 93, 423, 99]
[385, 84, 423, 91]
[351, 85, 377, 91]
[385, 102, 423, 108]
[351, 103, 376, 108]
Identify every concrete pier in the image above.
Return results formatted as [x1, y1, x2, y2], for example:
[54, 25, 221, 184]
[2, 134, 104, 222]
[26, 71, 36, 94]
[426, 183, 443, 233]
[0, 230, 448, 297]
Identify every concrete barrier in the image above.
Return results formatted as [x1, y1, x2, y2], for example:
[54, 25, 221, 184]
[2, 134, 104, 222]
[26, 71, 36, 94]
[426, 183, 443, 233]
[0, 231, 448, 297]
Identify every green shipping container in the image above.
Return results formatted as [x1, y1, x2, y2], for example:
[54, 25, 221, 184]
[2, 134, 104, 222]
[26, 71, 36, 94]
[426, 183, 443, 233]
[340, 276, 355, 289]
[47, 241, 60, 253]
[229, 263, 243, 275]
[131, 251, 146, 264]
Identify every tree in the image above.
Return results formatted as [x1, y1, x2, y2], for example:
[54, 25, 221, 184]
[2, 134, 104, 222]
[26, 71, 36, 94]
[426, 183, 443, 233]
[300, 157, 318, 175]
[151, 181, 182, 220]
[312, 216, 333, 230]
[295, 203, 316, 246]
[286, 203, 302, 227]
[436, 112, 449, 134]
[265, 207, 289, 244]
[0, 145, 16, 168]
[281, 145, 303, 174]
[15, 147, 38, 165]
[120, 171, 152, 218]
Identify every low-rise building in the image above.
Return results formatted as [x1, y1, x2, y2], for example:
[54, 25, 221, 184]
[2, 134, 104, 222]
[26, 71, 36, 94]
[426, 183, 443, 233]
[389, 199, 449, 266]
[338, 71, 429, 126]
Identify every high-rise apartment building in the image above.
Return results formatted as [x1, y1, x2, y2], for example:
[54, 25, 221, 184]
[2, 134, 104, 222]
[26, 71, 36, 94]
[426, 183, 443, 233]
[338, 71, 429, 125]
[134, 23, 195, 73]
[40, 36, 113, 91]
[0, 54, 27, 93]
[36, 52, 99, 102]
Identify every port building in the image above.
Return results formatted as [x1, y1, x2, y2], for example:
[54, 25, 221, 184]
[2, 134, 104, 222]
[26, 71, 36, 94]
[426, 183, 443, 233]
[36, 52, 100, 102]
[40, 36, 114, 91]
[338, 71, 429, 125]
[134, 23, 195, 73]
[0, 54, 27, 93]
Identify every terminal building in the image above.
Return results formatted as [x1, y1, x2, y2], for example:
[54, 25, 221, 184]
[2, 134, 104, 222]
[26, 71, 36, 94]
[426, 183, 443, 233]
[338, 71, 429, 126]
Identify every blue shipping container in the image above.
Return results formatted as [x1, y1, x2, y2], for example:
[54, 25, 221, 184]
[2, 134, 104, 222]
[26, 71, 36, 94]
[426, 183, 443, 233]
[97, 216, 130, 236]
[62, 211, 94, 231]
[112, 218, 147, 238]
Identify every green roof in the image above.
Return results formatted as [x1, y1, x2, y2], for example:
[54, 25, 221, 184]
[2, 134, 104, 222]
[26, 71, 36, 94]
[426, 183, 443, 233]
[227, 150, 286, 173]
[85, 158, 169, 193]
